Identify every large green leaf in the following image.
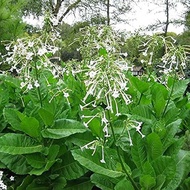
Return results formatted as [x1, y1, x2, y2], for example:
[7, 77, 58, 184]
[91, 173, 116, 190]
[25, 153, 46, 169]
[142, 161, 156, 177]
[38, 108, 54, 126]
[163, 150, 190, 190]
[64, 177, 93, 190]
[146, 133, 163, 160]
[20, 116, 41, 138]
[131, 133, 146, 169]
[152, 156, 176, 185]
[52, 177, 67, 190]
[67, 132, 95, 147]
[129, 76, 150, 94]
[3, 108, 41, 138]
[72, 148, 125, 178]
[162, 119, 182, 151]
[0, 153, 32, 174]
[29, 145, 60, 175]
[164, 138, 184, 156]
[140, 175, 156, 190]
[132, 105, 153, 120]
[0, 133, 43, 155]
[171, 79, 189, 99]
[151, 83, 168, 118]
[52, 151, 88, 180]
[41, 119, 87, 139]
[114, 178, 134, 190]
[3, 108, 24, 130]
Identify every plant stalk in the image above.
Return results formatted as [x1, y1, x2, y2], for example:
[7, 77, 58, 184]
[162, 72, 176, 117]
[34, 61, 43, 107]
[107, 111, 139, 190]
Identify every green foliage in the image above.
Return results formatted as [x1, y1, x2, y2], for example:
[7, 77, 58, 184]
[0, 25, 190, 190]
[0, 0, 25, 52]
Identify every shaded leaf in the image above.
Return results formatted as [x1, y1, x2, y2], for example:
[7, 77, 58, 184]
[163, 150, 190, 190]
[140, 175, 156, 189]
[114, 178, 134, 190]
[0, 153, 32, 174]
[38, 108, 54, 126]
[152, 156, 176, 185]
[20, 116, 41, 138]
[72, 148, 124, 178]
[42, 119, 87, 139]
[91, 173, 116, 190]
[0, 133, 43, 155]
[146, 133, 163, 160]
[52, 151, 88, 180]
[131, 133, 146, 169]
[64, 177, 93, 190]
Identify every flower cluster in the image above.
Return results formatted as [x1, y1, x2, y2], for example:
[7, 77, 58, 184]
[0, 30, 64, 92]
[74, 26, 144, 162]
[81, 138, 106, 163]
[140, 34, 190, 78]
[0, 171, 7, 190]
[77, 26, 132, 115]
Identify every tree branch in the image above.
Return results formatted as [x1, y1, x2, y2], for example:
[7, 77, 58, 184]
[59, 0, 82, 23]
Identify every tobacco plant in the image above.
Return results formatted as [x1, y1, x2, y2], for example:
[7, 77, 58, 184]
[0, 25, 190, 190]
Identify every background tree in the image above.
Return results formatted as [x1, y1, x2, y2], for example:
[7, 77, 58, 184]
[0, 0, 25, 51]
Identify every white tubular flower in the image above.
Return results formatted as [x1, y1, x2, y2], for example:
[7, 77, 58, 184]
[28, 41, 34, 47]
[20, 82, 26, 89]
[63, 92, 69, 98]
[89, 71, 97, 78]
[37, 47, 47, 56]
[112, 90, 120, 98]
[27, 83, 33, 90]
[34, 80, 40, 88]
[100, 146, 106, 163]
[26, 52, 34, 60]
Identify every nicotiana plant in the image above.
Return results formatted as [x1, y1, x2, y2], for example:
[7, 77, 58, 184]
[0, 23, 190, 190]
[68, 26, 145, 162]
[139, 34, 190, 81]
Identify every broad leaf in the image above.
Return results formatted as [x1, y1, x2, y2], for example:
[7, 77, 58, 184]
[29, 145, 60, 175]
[152, 156, 176, 185]
[162, 119, 182, 151]
[38, 108, 54, 126]
[67, 132, 95, 147]
[0, 133, 43, 155]
[129, 76, 150, 94]
[3, 108, 24, 130]
[151, 83, 168, 118]
[142, 161, 156, 177]
[163, 150, 190, 190]
[72, 148, 125, 178]
[52, 177, 67, 190]
[20, 116, 41, 138]
[91, 173, 116, 190]
[131, 133, 146, 169]
[26, 153, 46, 169]
[64, 177, 93, 190]
[0, 153, 32, 174]
[52, 151, 88, 180]
[146, 133, 163, 160]
[140, 175, 156, 190]
[114, 178, 134, 190]
[42, 119, 87, 139]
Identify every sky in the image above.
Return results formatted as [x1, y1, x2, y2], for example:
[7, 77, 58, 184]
[23, 1, 187, 34]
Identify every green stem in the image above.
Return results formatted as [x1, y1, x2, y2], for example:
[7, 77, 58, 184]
[161, 72, 176, 118]
[34, 62, 43, 107]
[107, 111, 139, 190]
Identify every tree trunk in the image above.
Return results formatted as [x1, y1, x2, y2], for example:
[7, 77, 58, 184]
[107, 0, 110, 25]
[164, 0, 169, 37]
